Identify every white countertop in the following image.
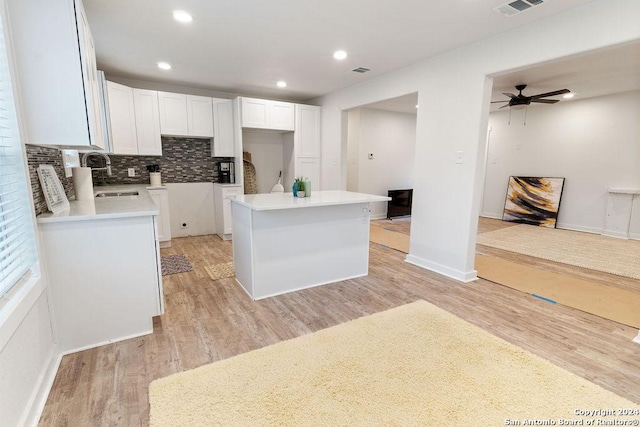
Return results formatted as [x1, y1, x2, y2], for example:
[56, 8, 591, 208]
[37, 184, 161, 224]
[230, 190, 391, 211]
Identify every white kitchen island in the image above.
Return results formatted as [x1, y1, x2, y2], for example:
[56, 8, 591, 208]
[230, 191, 390, 300]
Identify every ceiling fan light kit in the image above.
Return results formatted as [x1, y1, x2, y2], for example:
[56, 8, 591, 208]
[492, 84, 570, 109]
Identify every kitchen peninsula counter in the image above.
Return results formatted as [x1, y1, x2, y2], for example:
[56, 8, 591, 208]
[230, 190, 390, 300]
[36, 184, 164, 354]
[36, 184, 163, 223]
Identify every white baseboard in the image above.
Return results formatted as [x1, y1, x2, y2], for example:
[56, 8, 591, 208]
[633, 331, 640, 345]
[23, 345, 62, 427]
[556, 223, 602, 235]
[61, 328, 153, 356]
[630, 232, 640, 241]
[370, 213, 387, 220]
[405, 254, 477, 283]
[480, 212, 502, 220]
[601, 229, 630, 239]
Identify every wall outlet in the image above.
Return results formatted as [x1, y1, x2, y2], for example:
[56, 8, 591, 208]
[180, 222, 188, 229]
[128, 168, 135, 177]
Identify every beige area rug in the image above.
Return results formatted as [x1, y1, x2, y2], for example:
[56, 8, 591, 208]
[149, 301, 638, 426]
[476, 254, 640, 328]
[204, 262, 235, 280]
[369, 223, 410, 253]
[477, 223, 640, 280]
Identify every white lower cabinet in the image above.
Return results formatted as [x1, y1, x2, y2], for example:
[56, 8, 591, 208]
[38, 215, 163, 354]
[214, 183, 242, 240]
[148, 187, 172, 247]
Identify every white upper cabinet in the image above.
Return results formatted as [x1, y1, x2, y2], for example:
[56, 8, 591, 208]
[106, 81, 137, 155]
[241, 97, 294, 131]
[212, 99, 235, 157]
[269, 101, 295, 131]
[186, 95, 214, 137]
[133, 89, 162, 155]
[158, 92, 215, 138]
[106, 82, 161, 156]
[8, 0, 106, 148]
[294, 104, 321, 158]
[158, 92, 189, 136]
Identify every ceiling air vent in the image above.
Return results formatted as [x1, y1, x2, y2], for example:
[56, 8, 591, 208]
[352, 67, 371, 74]
[494, 0, 546, 17]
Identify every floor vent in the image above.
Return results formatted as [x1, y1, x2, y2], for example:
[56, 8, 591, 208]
[352, 67, 371, 74]
[494, 0, 546, 17]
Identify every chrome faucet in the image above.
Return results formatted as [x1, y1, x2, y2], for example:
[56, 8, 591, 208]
[81, 151, 112, 176]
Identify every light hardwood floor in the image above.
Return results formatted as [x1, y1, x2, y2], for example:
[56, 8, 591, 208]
[39, 217, 640, 426]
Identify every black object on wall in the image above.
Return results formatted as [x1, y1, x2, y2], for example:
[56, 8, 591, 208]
[387, 189, 413, 219]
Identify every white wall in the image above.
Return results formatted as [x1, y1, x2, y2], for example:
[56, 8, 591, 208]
[346, 109, 360, 193]
[242, 131, 286, 194]
[312, 0, 640, 282]
[166, 183, 216, 237]
[482, 90, 640, 234]
[348, 108, 416, 218]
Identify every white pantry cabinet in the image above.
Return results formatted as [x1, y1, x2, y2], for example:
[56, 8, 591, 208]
[158, 92, 215, 138]
[8, 0, 106, 148]
[294, 104, 321, 158]
[241, 97, 295, 131]
[148, 187, 172, 247]
[212, 99, 235, 157]
[106, 81, 162, 156]
[214, 183, 242, 240]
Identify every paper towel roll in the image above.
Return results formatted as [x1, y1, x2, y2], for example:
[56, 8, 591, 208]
[72, 167, 94, 201]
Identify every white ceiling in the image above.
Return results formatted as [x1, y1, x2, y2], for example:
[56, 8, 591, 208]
[84, 0, 596, 102]
[355, 42, 640, 114]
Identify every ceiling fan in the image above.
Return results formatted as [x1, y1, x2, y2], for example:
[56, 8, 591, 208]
[492, 84, 570, 109]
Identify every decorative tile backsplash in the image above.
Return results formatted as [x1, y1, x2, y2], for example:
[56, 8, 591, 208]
[26, 145, 75, 216]
[26, 137, 232, 216]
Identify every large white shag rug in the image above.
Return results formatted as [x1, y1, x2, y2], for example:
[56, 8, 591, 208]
[477, 223, 640, 279]
[149, 300, 638, 426]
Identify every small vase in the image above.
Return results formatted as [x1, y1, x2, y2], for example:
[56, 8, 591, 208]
[303, 180, 311, 197]
[292, 182, 297, 197]
[297, 191, 306, 198]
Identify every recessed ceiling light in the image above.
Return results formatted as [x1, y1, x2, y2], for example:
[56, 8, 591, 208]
[173, 10, 193, 23]
[333, 50, 348, 60]
[563, 93, 575, 99]
[277, 80, 287, 88]
[157, 62, 172, 70]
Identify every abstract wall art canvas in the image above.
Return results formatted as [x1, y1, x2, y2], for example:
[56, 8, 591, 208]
[502, 176, 565, 228]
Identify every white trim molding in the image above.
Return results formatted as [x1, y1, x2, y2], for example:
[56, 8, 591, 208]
[405, 254, 478, 283]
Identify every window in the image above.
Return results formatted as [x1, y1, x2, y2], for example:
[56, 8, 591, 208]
[0, 11, 36, 298]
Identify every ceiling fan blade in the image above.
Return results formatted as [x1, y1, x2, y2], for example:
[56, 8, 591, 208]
[530, 89, 570, 99]
[530, 99, 559, 104]
[503, 93, 517, 99]
[491, 100, 509, 103]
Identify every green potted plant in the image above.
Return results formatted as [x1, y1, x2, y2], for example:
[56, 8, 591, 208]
[295, 177, 306, 198]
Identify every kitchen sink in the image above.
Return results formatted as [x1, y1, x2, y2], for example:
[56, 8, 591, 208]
[95, 191, 139, 198]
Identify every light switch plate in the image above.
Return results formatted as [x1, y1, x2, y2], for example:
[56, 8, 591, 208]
[455, 151, 463, 164]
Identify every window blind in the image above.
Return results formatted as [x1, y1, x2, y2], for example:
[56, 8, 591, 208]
[0, 15, 36, 298]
